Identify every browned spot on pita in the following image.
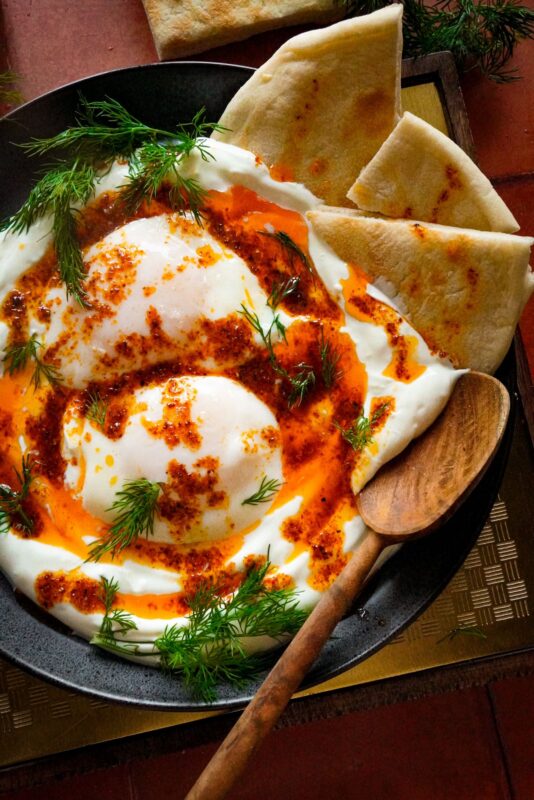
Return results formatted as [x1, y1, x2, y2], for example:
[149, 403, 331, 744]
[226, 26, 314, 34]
[446, 237, 469, 262]
[403, 207, 413, 218]
[411, 223, 427, 240]
[269, 163, 295, 182]
[467, 268, 479, 287]
[446, 164, 463, 190]
[309, 158, 327, 176]
[355, 89, 394, 137]
[443, 320, 461, 335]
[431, 188, 452, 221]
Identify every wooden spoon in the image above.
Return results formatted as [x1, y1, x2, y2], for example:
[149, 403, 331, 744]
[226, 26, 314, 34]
[185, 371, 510, 800]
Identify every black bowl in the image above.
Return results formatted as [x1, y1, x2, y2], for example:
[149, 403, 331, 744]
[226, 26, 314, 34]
[0, 62, 515, 710]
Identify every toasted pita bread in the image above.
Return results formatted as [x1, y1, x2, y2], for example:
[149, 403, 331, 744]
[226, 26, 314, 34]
[347, 111, 519, 233]
[308, 207, 534, 374]
[212, 5, 403, 207]
[142, 0, 343, 60]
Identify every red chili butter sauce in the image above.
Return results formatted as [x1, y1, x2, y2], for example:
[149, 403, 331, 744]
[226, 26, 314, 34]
[0, 182, 406, 620]
[341, 264, 426, 383]
[35, 554, 294, 619]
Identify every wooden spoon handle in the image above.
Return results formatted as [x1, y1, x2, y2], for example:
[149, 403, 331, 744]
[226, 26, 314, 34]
[185, 531, 385, 800]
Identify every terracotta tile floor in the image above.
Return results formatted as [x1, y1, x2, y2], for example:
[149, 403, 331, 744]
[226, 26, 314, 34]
[127, 688, 511, 800]
[1, 2, 533, 798]
[490, 677, 534, 800]
[6, 676, 534, 799]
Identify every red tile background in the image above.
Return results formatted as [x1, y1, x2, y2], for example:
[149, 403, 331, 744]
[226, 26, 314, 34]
[9, 682, 534, 800]
[127, 689, 511, 800]
[490, 677, 534, 800]
[462, 35, 534, 181]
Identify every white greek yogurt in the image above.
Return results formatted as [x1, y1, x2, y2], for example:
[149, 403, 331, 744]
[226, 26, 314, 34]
[0, 138, 462, 659]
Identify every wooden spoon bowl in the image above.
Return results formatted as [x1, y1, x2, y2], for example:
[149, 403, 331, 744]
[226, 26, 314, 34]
[358, 371, 511, 537]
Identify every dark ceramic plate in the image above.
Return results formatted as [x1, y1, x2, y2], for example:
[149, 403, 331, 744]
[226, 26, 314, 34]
[0, 62, 515, 710]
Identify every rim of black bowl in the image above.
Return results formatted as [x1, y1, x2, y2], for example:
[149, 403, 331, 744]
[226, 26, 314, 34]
[0, 62, 517, 710]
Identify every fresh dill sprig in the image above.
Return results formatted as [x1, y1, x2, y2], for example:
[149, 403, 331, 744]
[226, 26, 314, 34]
[2, 333, 63, 389]
[260, 230, 314, 276]
[334, 414, 373, 452]
[0, 455, 35, 535]
[238, 304, 286, 358]
[90, 576, 141, 655]
[98, 576, 138, 637]
[242, 476, 283, 506]
[156, 561, 308, 702]
[51, 161, 97, 306]
[239, 303, 316, 408]
[437, 625, 488, 644]
[90, 563, 309, 703]
[86, 390, 108, 428]
[1, 159, 97, 306]
[334, 402, 390, 453]
[0, 512, 9, 537]
[0, 71, 23, 107]
[340, 0, 534, 82]
[118, 107, 224, 222]
[21, 99, 224, 162]
[87, 478, 162, 562]
[320, 329, 342, 389]
[267, 276, 300, 310]
[287, 363, 316, 407]
[19, 96, 158, 161]
[2, 98, 225, 305]
[121, 141, 207, 223]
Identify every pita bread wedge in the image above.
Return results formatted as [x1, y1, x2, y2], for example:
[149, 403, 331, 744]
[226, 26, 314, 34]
[347, 111, 519, 233]
[142, 0, 343, 60]
[308, 207, 533, 374]
[212, 5, 403, 207]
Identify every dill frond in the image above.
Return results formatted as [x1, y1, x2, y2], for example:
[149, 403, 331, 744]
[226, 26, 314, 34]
[340, 0, 534, 82]
[320, 329, 342, 389]
[334, 402, 390, 453]
[287, 363, 316, 408]
[86, 390, 108, 428]
[260, 230, 314, 276]
[120, 141, 208, 223]
[90, 564, 309, 703]
[239, 302, 316, 408]
[242, 476, 283, 505]
[267, 276, 300, 310]
[0, 455, 35, 534]
[437, 624, 488, 643]
[3, 333, 63, 389]
[2, 98, 225, 306]
[1, 160, 96, 306]
[87, 479, 162, 562]
[156, 561, 308, 702]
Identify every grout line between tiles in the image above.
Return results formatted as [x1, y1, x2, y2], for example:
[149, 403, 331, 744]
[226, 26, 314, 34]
[486, 684, 516, 800]
[491, 171, 534, 187]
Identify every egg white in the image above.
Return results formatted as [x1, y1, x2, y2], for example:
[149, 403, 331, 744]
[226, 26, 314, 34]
[64, 375, 283, 544]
